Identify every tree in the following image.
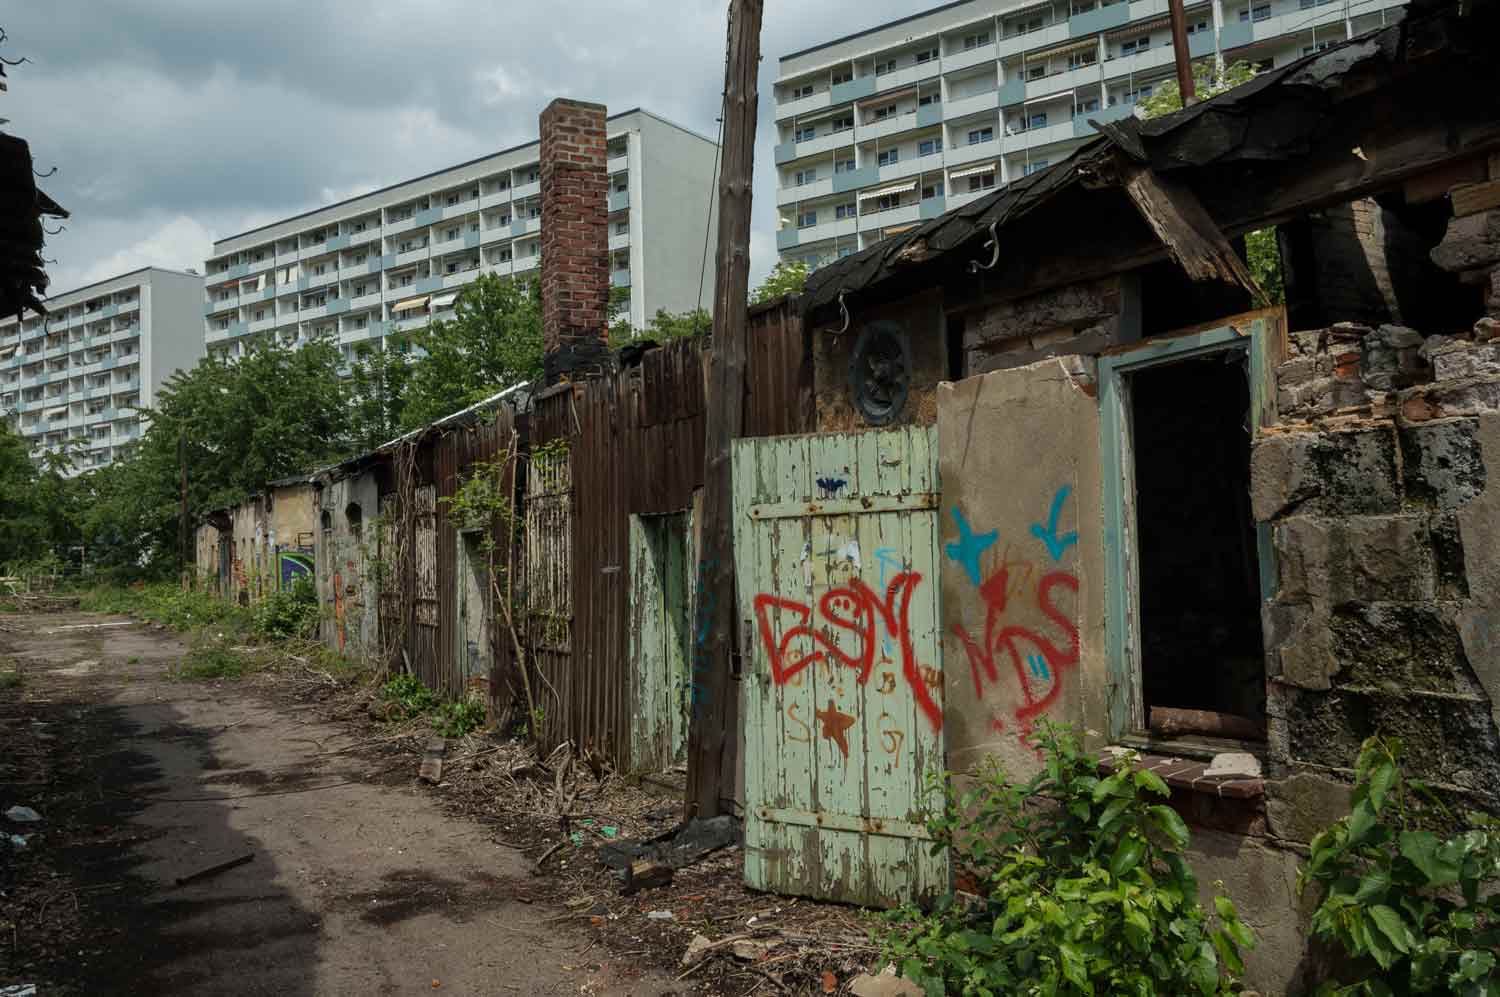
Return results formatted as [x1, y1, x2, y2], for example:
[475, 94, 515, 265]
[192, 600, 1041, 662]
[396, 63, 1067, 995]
[398, 273, 543, 431]
[347, 338, 414, 452]
[750, 259, 809, 305]
[608, 307, 712, 349]
[1138, 60, 1284, 304]
[0, 419, 51, 567]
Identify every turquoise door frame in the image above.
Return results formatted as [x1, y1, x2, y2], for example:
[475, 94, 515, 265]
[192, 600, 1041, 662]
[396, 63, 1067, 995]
[1096, 313, 1281, 740]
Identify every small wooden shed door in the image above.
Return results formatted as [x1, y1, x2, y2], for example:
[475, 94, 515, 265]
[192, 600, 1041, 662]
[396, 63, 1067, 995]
[732, 426, 948, 907]
[628, 511, 693, 772]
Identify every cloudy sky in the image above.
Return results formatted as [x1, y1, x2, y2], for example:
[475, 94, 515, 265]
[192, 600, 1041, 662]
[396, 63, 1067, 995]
[4, 0, 917, 297]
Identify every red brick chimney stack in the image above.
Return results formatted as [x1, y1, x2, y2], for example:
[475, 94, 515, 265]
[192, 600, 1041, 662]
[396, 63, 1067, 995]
[538, 98, 611, 384]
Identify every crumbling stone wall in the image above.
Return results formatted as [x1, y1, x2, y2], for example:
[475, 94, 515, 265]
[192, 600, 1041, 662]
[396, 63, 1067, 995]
[1252, 315, 1500, 826]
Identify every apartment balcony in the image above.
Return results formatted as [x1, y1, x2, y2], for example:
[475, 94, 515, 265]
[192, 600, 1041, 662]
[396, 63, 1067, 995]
[352, 292, 383, 313]
[1027, 63, 1105, 101]
[861, 111, 925, 143]
[349, 227, 381, 247]
[832, 164, 879, 194]
[872, 62, 941, 94]
[775, 88, 834, 121]
[244, 285, 276, 303]
[395, 246, 430, 267]
[1102, 45, 1175, 82]
[339, 264, 370, 283]
[510, 217, 542, 238]
[245, 314, 275, 334]
[485, 259, 515, 278]
[858, 201, 922, 233]
[775, 128, 856, 166]
[941, 88, 994, 121]
[997, 21, 1068, 59]
[431, 235, 470, 257]
[327, 299, 351, 316]
[607, 154, 628, 175]
[608, 189, 630, 213]
[114, 378, 141, 394]
[611, 268, 631, 289]
[512, 180, 541, 202]
[391, 314, 431, 334]
[415, 275, 444, 294]
[87, 382, 112, 400]
[439, 199, 480, 221]
[786, 216, 858, 249]
[1006, 119, 1078, 152]
[512, 255, 540, 276]
[296, 303, 328, 322]
[245, 255, 276, 276]
[831, 75, 877, 105]
[608, 231, 631, 251]
[1071, 2, 1131, 36]
[947, 136, 1003, 167]
[43, 343, 68, 360]
[944, 41, 1000, 74]
[877, 153, 942, 185]
[920, 195, 949, 219]
[779, 174, 834, 205]
[1073, 101, 1136, 138]
[442, 269, 481, 290]
[215, 262, 251, 284]
[1254, 3, 1348, 41]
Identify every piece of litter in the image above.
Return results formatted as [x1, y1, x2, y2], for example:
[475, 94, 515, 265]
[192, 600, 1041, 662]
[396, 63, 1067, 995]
[5, 806, 42, 823]
[646, 910, 675, 921]
[600, 826, 618, 838]
[6, 834, 30, 849]
[0, 986, 39, 997]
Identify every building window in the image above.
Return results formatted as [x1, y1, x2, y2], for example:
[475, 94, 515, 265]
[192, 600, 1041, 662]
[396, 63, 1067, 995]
[1027, 63, 1047, 79]
[831, 68, 853, 85]
[795, 125, 817, 142]
[967, 127, 994, 144]
[835, 202, 856, 220]
[921, 182, 945, 199]
[875, 59, 897, 75]
[1024, 159, 1050, 175]
[1185, 18, 1210, 32]
[1068, 50, 1097, 68]
[1301, 41, 1334, 54]
[832, 114, 854, 132]
[1072, 0, 1096, 12]
[1240, 3, 1272, 20]
[877, 148, 899, 166]
[794, 168, 818, 186]
[1075, 97, 1100, 114]
[918, 92, 940, 107]
[967, 172, 996, 192]
[793, 83, 814, 99]
[873, 194, 900, 212]
[914, 47, 938, 64]
[918, 138, 943, 156]
[963, 31, 992, 49]
[797, 210, 818, 229]
[838, 246, 855, 259]
[1027, 112, 1048, 129]
[1121, 36, 1151, 55]
[871, 103, 898, 120]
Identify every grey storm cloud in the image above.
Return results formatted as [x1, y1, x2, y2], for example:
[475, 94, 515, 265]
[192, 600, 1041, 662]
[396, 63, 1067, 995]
[4, 0, 918, 294]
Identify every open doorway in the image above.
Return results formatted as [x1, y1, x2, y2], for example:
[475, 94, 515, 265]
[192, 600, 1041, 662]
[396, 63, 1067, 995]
[1129, 349, 1266, 741]
[456, 529, 491, 686]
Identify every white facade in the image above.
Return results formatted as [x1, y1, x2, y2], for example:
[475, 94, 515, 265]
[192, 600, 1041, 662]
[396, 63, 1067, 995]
[774, 0, 1406, 267]
[203, 109, 719, 362]
[0, 267, 204, 473]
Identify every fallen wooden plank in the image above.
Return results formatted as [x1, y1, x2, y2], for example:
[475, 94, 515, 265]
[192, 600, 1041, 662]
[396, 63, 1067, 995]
[1148, 706, 1263, 741]
[174, 852, 254, 887]
[1452, 179, 1500, 218]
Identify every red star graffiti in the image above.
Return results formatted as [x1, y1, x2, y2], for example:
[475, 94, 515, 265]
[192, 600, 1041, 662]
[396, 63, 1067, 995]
[814, 699, 857, 759]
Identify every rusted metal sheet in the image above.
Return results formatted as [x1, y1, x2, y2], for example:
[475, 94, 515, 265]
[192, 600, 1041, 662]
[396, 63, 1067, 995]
[732, 426, 948, 908]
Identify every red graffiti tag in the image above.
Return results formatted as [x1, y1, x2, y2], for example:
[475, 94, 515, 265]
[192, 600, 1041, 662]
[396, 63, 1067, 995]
[952, 567, 1079, 747]
[753, 572, 942, 732]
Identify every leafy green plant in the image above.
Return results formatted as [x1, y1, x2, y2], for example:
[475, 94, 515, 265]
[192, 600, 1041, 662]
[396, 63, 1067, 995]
[174, 631, 257, 681]
[0, 663, 23, 690]
[1299, 736, 1500, 995]
[431, 698, 487, 737]
[880, 722, 1253, 996]
[79, 583, 249, 631]
[380, 672, 438, 719]
[251, 576, 319, 640]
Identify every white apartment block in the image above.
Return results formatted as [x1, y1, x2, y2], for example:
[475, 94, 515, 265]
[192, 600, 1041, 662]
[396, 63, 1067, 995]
[0, 267, 205, 473]
[203, 109, 719, 363]
[774, 0, 1406, 267]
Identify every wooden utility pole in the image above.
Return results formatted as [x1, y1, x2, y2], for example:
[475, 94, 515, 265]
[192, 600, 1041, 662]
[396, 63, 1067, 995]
[686, 0, 762, 821]
[1167, 0, 1198, 106]
[178, 429, 190, 583]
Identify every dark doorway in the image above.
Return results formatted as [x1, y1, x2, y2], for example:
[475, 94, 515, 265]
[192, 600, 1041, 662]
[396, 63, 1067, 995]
[1130, 349, 1266, 739]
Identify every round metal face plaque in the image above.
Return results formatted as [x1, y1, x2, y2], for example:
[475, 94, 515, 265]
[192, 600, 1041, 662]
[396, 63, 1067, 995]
[848, 320, 912, 425]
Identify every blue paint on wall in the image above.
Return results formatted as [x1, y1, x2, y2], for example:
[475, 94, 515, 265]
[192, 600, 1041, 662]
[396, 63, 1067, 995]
[1030, 485, 1079, 562]
[944, 507, 998, 587]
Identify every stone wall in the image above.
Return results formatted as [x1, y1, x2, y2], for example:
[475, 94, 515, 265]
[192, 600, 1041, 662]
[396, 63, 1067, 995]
[1252, 314, 1500, 825]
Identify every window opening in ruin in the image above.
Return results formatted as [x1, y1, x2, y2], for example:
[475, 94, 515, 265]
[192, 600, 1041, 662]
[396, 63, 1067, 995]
[1128, 349, 1266, 741]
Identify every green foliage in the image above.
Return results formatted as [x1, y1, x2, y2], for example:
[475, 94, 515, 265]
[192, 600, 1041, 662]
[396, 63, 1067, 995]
[0, 663, 23, 690]
[174, 632, 256, 681]
[251, 576, 319, 640]
[78, 583, 248, 632]
[346, 338, 415, 452]
[880, 722, 1253, 996]
[1137, 60, 1259, 119]
[609, 307, 712, 349]
[442, 458, 514, 536]
[751, 260, 810, 305]
[397, 274, 542, 430]
[380, 672, 438, 719]
[1244, 228, 1285, 305]
[431, 697, 487, 737]
[0, 420, 80, 569]
[1299, 736, 1500, 996]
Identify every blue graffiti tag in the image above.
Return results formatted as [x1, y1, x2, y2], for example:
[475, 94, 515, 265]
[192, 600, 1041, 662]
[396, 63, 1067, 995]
[1027, 654, 1050, 680]
[873, 547, 904, 588]
[1030, 485, 1079, 562]
[816, 476, 848, 498]
[690, 557, 720, 713]
[944, 507, 998, 587]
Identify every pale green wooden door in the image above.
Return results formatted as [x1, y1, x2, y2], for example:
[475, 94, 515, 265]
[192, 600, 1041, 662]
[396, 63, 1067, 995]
[733, 426, 948, 907]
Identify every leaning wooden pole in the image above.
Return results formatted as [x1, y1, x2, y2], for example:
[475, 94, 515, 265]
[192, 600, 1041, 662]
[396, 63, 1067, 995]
[1167, 0, 1198, 106]
[686, 0, 762, 820]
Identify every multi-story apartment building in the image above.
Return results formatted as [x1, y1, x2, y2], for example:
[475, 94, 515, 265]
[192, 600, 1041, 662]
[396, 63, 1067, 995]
[0, 267, 204, 473]
[774, 0, 1405, 268]
[203, 109, 719, 363]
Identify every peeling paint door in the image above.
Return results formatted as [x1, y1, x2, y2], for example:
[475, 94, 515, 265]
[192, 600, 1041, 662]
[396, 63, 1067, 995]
[628, 512, 693, 772]
[413, 485, 439, 672]
[732, 426, 948, 907]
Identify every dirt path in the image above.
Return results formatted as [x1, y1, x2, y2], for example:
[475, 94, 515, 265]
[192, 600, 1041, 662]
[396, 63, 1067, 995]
[0, 611, 680, 997]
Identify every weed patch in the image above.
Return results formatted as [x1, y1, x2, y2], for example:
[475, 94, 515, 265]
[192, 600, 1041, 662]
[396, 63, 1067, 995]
[0, 664, 23, 690]
[80, 584, 250, 632]
[431, 699, 487, 737]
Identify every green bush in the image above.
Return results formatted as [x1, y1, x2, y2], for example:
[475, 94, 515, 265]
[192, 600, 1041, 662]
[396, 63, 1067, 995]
[1300, 736, 1500, 995]
[174, 631, 256, 680]
[252, 577, 319, 639]
[880, 722, 1253, 996]
[380, 672, 438, 719]
[431, 698, 487, 737]
[79, 583, 248, 632]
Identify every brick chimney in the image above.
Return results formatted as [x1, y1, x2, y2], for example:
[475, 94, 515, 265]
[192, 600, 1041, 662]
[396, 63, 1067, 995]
[538, 98, 611, 384]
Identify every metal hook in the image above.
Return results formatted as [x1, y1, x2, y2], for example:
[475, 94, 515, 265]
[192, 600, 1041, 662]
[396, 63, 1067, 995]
[43, 223, 65, 236]
[34, 165, 57, 179]
[834, 289, 851, 335]
[968, 219, 1001, 274]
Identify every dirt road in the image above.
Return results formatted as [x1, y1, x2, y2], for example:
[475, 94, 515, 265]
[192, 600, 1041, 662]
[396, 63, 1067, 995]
[0, 611, 679, 997]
